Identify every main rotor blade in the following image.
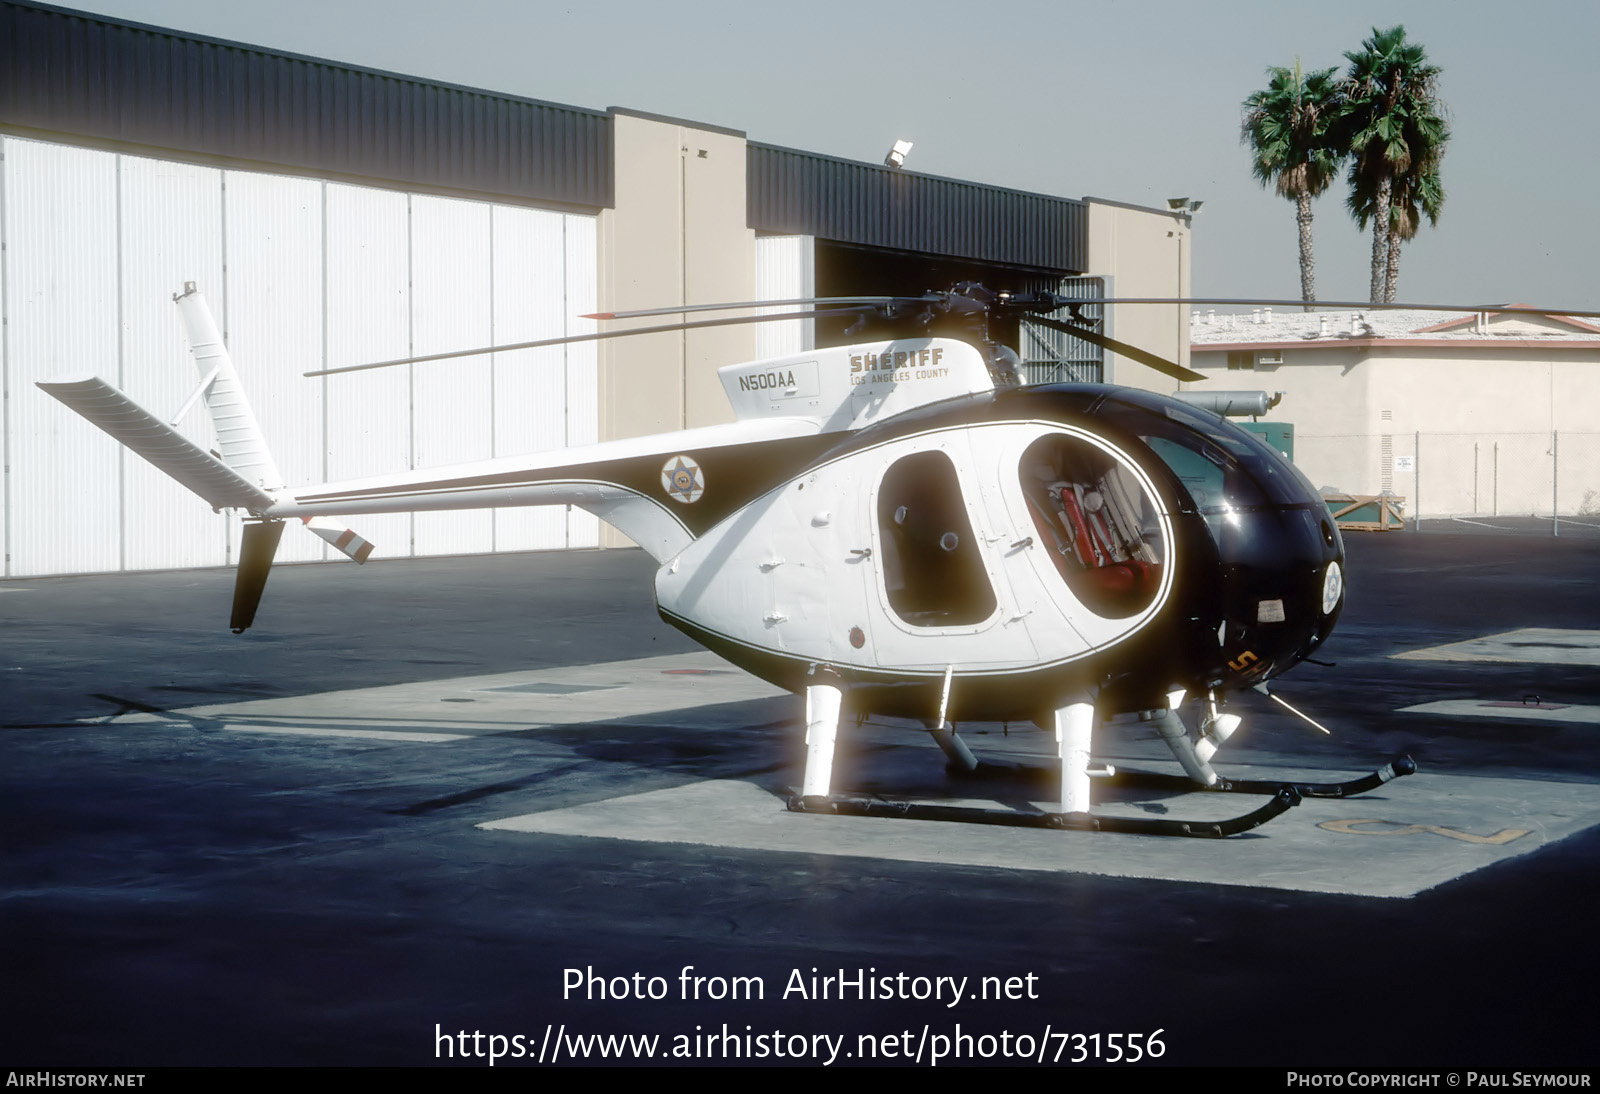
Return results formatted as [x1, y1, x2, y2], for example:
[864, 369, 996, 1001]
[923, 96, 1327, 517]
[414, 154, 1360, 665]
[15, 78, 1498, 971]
[1059, 297, 1600, 319]
[1026, 316, 1206, 383]
[585, 295, 941, 320]
[303, 307, 874, 377]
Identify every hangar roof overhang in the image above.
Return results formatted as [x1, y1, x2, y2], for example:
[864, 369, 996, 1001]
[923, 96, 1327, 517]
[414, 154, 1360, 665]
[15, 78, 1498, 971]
[748, 142, 1084, 274]
[2, 0, 1086, 274]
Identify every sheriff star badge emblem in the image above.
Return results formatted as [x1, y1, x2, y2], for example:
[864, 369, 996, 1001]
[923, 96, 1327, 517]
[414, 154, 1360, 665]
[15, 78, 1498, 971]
[661, 455, 704, 504]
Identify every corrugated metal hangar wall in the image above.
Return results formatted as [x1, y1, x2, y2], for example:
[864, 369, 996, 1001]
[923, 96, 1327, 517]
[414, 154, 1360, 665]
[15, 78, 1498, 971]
[1, 135, 600, 577]
[1, 2, 1168, 579]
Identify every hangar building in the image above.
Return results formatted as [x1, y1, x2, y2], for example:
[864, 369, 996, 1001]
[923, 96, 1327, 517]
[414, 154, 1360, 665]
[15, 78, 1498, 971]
[0, 0, 1190, 577]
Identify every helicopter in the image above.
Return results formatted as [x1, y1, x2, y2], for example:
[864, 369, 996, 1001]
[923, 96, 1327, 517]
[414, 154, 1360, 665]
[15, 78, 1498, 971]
[40, 280, 1456, 838]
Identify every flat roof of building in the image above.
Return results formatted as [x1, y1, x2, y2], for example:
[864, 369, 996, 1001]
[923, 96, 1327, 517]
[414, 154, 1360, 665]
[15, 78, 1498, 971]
[1191, 307, 1600, 352]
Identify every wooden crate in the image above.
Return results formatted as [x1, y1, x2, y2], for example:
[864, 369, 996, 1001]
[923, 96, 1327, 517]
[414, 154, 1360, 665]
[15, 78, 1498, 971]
[1324, 494, 1407, 531]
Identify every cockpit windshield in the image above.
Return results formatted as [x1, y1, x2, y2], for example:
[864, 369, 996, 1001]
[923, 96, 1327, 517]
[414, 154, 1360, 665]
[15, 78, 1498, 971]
[1092, 393, 1312, 515]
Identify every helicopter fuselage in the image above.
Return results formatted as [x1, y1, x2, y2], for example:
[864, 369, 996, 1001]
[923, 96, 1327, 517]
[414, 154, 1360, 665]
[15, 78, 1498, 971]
[656, 383, 1343, 722]
[37, 286, 1410, 827]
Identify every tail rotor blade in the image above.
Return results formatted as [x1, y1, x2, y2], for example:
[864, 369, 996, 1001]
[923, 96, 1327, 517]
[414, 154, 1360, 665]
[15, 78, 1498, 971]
[302, 517, 376, 563]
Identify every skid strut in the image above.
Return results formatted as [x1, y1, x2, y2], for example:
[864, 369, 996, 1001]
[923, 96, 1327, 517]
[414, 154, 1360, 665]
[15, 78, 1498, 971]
[798, 681, 843, 803]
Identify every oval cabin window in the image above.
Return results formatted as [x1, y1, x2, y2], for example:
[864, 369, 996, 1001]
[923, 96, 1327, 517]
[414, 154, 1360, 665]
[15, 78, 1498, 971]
[1019, 434, 1164, 619]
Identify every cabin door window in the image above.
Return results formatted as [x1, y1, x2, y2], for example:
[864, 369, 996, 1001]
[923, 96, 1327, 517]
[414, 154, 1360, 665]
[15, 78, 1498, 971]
[876, 451, 997, 627]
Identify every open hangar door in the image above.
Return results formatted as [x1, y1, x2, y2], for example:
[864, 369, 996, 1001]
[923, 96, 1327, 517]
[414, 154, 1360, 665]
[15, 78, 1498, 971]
[812, 241, 1102, 382]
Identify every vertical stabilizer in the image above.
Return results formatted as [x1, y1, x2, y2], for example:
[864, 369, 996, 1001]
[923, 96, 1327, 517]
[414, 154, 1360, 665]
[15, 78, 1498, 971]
[173, 283, 285, 491]
[231, 520, 286, 633]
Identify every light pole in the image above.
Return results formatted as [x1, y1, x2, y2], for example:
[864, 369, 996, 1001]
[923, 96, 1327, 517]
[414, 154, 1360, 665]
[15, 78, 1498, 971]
[1167, 199, 1203, 383]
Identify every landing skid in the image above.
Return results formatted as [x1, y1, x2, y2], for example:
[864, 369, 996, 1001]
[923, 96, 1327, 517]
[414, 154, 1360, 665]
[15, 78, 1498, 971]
[791, 680, 1415, 839]
[786, 787, 1300, 839]
[953, 754, 1418, 799]
[1104, 756, 1417, 799]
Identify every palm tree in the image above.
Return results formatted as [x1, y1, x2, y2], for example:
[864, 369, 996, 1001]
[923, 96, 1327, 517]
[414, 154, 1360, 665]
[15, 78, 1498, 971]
[1338, 26, 1449, 303]
[1344, 107, 1448, 302]
[1241, 61, 1343, 308]
[1384, 163, 1444, 300]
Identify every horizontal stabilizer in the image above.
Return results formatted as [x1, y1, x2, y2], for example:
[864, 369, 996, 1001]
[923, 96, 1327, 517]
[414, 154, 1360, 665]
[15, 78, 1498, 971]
[36, 376, 276, 512]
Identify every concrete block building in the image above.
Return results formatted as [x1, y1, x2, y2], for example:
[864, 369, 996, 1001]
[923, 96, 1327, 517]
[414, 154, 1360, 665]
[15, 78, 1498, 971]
[1189, 308, 1600, 519]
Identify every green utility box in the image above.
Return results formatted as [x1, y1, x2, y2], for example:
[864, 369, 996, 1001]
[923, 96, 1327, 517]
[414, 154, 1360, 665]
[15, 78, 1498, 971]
[1238, 421, 1294, 462]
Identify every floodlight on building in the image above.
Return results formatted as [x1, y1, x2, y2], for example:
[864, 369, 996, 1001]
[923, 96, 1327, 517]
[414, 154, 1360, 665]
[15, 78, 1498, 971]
[884, 139, 913, 169]
[1167, 197, 1189, 210]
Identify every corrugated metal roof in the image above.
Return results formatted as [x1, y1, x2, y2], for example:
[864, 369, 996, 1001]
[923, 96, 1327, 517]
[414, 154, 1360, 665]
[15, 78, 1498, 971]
[0, 0, 613, 208]
[748, 143, 1086, 274]
[4, 1, 1088, 269]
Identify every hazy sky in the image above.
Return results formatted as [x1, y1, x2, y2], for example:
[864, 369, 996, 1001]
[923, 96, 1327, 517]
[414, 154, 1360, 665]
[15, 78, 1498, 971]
[61, 0, 1600, 311]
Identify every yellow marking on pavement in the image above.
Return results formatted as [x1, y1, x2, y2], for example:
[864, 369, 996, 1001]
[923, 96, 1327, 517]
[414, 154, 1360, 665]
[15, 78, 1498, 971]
[1318, 819, 1532, 844]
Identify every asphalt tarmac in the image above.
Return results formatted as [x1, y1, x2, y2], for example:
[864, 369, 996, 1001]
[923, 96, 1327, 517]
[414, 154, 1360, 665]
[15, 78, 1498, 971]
[3, 530, 1598, 1068]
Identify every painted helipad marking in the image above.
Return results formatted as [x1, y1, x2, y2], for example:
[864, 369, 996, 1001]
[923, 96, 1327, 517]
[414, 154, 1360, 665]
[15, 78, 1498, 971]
[216, 722, 470, 743]
[1398, 700, 1600, 725]
[101, 652, 787, 743]
[1394, 628, 1600, 666]
[479, 771, 1600, 898]
[1316, 819, 1532, 844]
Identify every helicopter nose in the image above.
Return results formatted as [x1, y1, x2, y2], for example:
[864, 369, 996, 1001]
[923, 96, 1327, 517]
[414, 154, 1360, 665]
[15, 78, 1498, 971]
[1217, 506, 1343, 683]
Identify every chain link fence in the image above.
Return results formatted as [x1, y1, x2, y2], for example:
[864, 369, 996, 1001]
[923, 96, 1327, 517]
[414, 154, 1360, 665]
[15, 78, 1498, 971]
[1294, 431, 1600, 537]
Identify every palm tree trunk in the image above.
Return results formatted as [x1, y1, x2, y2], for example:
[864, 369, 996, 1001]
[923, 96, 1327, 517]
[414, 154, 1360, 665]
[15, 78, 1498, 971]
[1384, 224, 1402, 302]
[1296, 191, 1315, 310]
[1369, 175, 1391, 304]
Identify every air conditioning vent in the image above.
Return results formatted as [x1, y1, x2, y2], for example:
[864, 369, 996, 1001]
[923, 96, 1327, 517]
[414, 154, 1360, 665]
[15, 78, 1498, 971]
[1256, 351, 1283, 366]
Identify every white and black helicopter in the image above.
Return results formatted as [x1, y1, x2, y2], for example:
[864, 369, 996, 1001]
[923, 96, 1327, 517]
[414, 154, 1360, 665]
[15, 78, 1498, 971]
[42, 280, 1451, 837]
